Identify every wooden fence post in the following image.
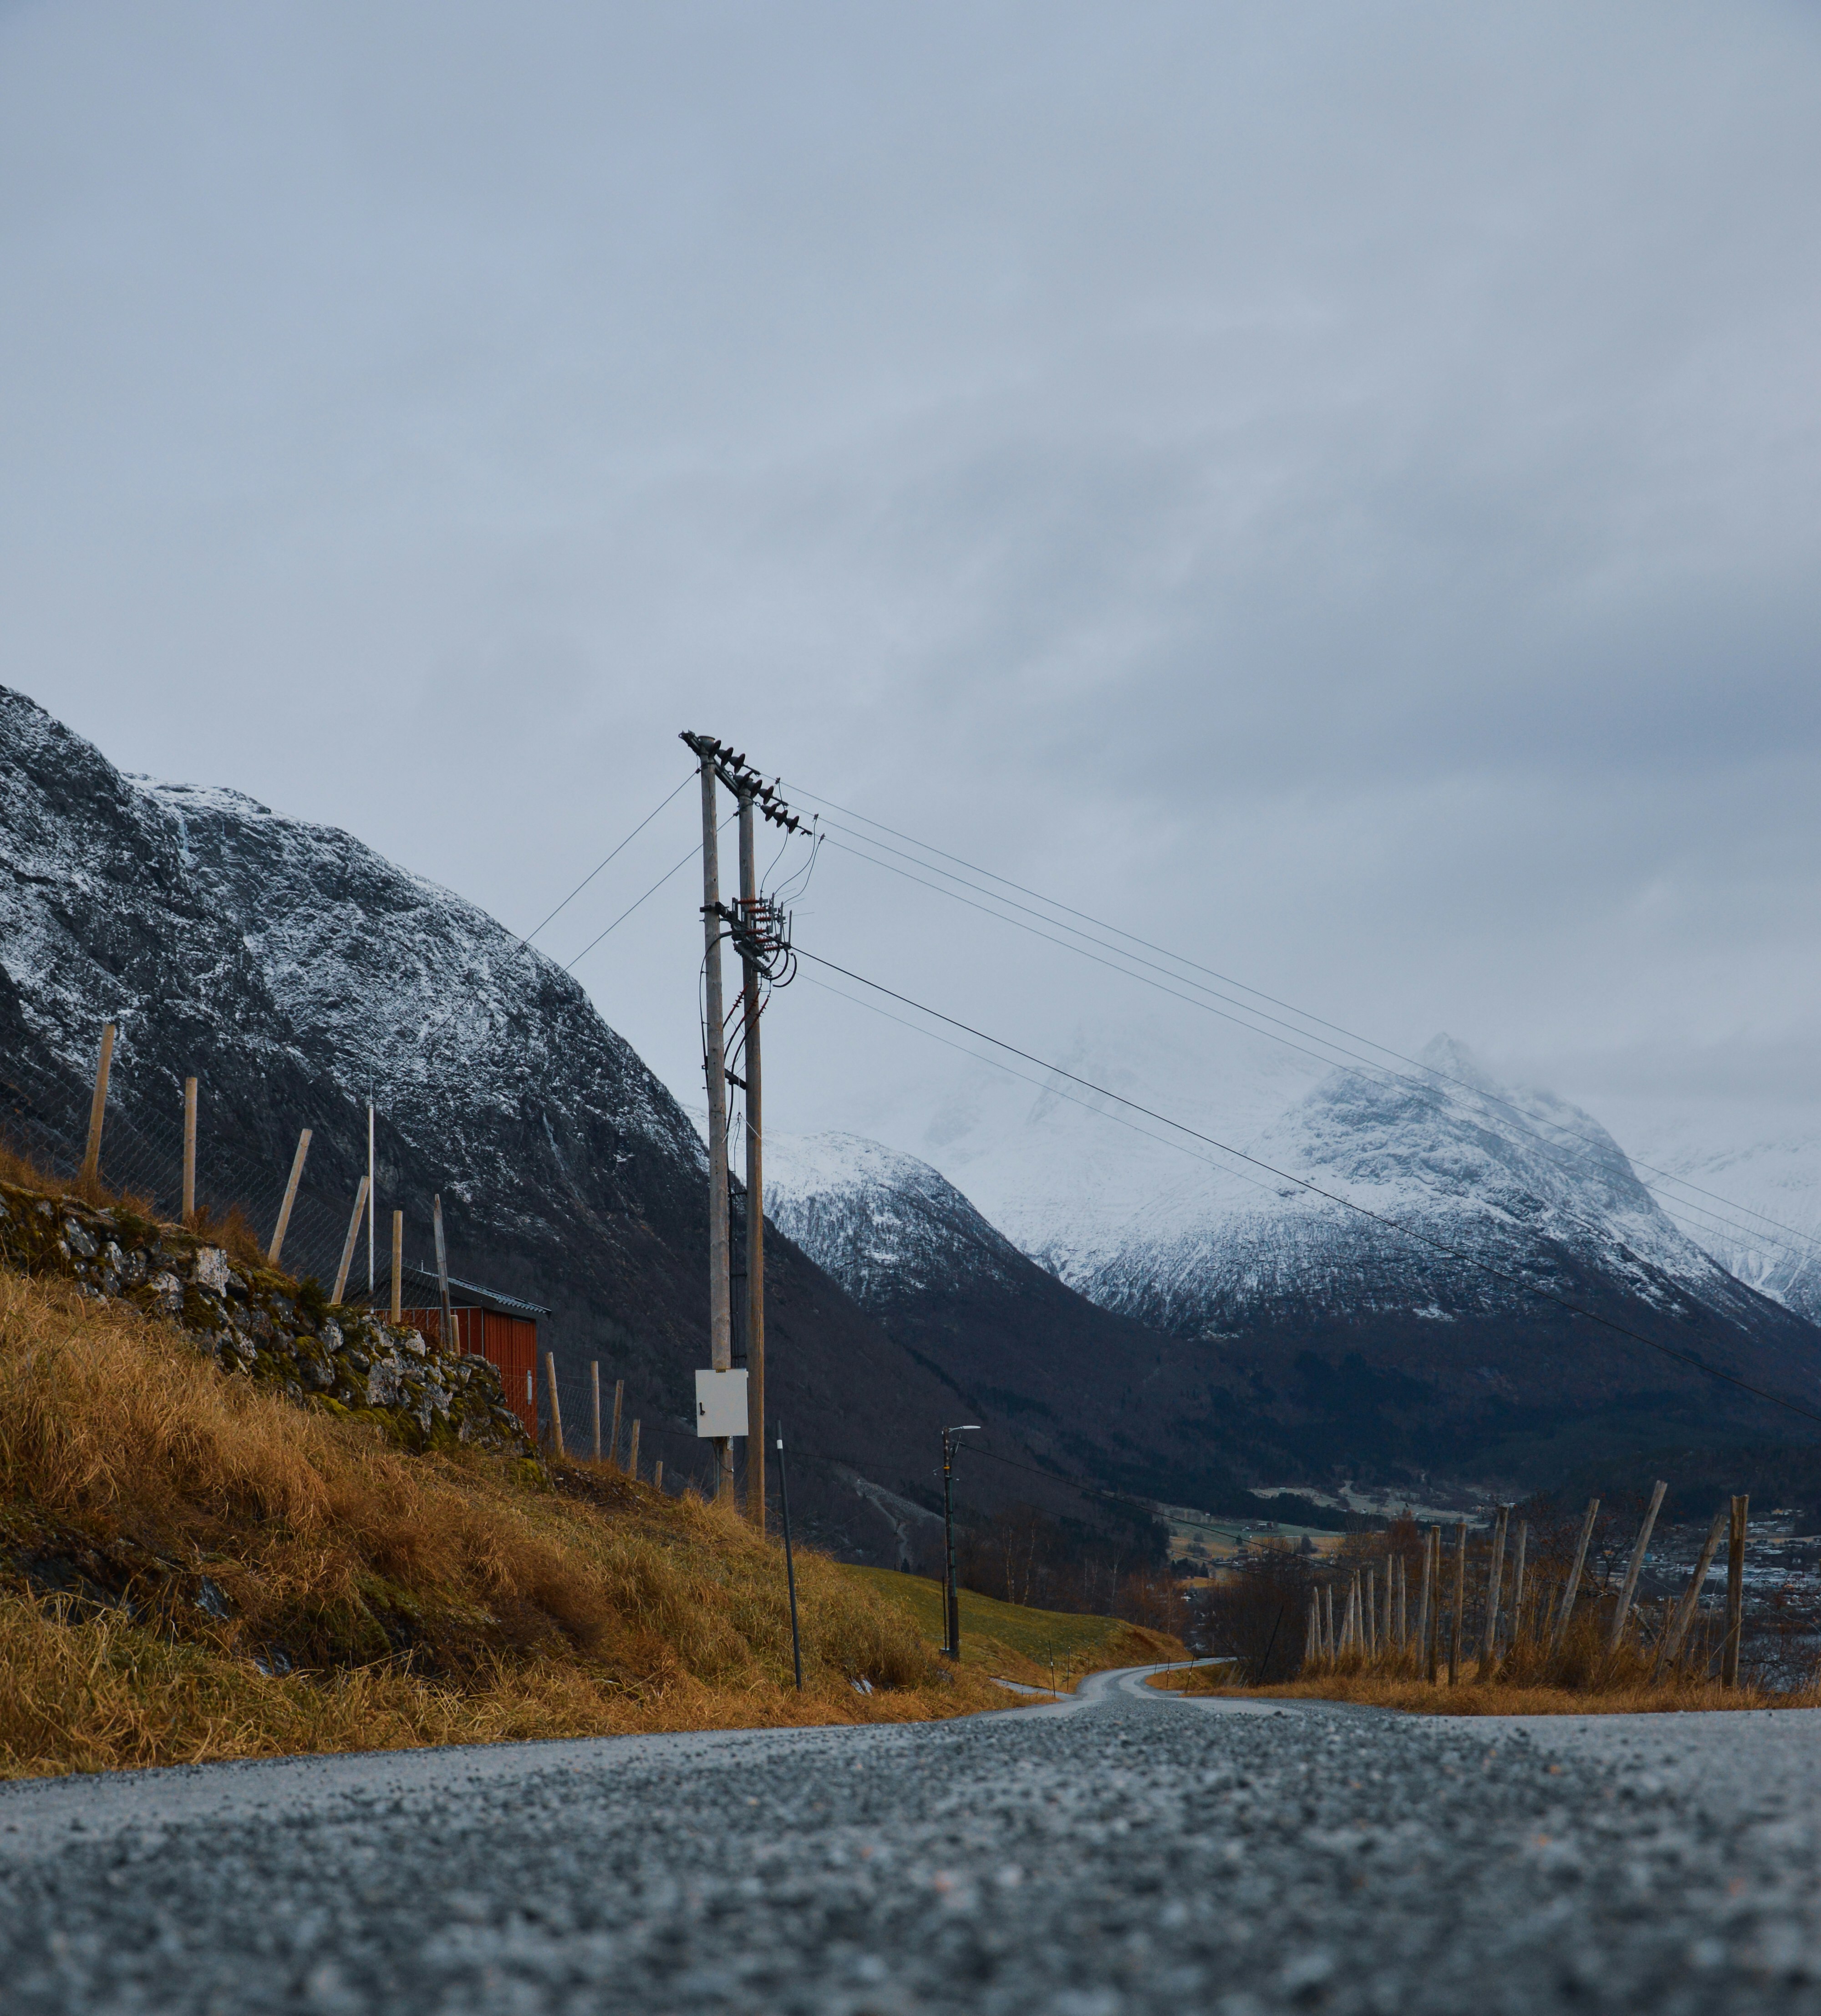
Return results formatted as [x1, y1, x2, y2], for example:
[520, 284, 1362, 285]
[1607, 1480, 1668, 1652]
[627, 1420, 641, 1481]
[1364, 1569, 1376, 1656]
[1484, 1505, 1509, 1670]
[590, 1362, 602, 1461]
[390, 1211, 402, 1321]
[182, 1076, 198, 1225]
[653, 1459, 663, 1493]
[81, 1023, 116, 1186]
[544, 1351, 564, 1456]
[432, 1195, 455, 1351]
[1303, 1593, 1320, 1670]
[1551, 1499, 1600, 1653]
[1415, 1530, 1433, 1677]
[1656, 1505, 1729, 1676]
[331, 1176, 371, 1304]
[1723, 1494, 1749, 1688]
[609, 1378, 624, 1471]
[1509, 1522, 1529, 1651]
[1448, 1522, 1467, 1685]
[267, 1128, 312, 1268]
[1322, 1582, 1335, 1660]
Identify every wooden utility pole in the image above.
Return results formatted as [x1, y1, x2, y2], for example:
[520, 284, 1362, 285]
[737, 784, 767, 1531]
[690, 741, 735, 1503]
[332, 1176, 371, 1304]
[182, 1076, 198, 1225]
[1723, 1493, 1749, 1687]
[390, 1210, 403, 1322]
[268, 1128, 311, 1268]
[1607, 1480, 1668, 1652]
[81, 1022, 115, 1186]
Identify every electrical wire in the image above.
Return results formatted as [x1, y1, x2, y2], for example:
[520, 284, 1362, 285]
[792, 944, 1821, 1434]
[791, 789, 1821, 1277]
[564, 811, 736, 973]
[812, 827, 1796, 1279]
[523, 771, 694, 945]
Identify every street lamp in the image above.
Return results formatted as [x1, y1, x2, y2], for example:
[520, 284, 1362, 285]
[941, 1425, 981, 1661]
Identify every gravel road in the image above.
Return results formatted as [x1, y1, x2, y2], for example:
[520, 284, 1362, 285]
[4, 1667, 1821, 2013]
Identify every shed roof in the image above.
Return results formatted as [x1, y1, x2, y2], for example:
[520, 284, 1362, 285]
[352, 1262, 549, 1322]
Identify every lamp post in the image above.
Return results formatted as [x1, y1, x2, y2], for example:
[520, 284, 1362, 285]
[941, 1425, 981, 1661]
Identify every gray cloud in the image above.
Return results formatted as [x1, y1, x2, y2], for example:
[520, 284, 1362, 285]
[2, 0, 1818, 1156]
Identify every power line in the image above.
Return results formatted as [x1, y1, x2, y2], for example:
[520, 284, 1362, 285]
[523, 771, 694, 945]
[792, 944, 1821, 1435]
[815, 825, 1813, 1278]
[792, 788, 1821, 1278]
[562, 811, 736, 972]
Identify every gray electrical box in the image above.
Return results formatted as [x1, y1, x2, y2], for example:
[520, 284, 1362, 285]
[695, 1367, 749, 1437]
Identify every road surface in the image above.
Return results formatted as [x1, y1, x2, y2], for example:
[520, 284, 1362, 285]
[1, 1665, 1817, 2012]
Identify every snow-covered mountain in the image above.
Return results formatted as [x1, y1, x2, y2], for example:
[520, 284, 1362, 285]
[0, 685, 1087, 1557]
[763, 1129, 1279, 1512]
[764, 1131, 1031, 1306]
[1582, 1097, 1821, 1326]
[771, 1041, 1821, 1485]
[1067, 1033, 1762, 1340]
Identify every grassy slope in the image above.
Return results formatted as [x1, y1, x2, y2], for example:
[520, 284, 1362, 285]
[0, 1264, 1022, 1777]
[846, 1565, 1183, 1688]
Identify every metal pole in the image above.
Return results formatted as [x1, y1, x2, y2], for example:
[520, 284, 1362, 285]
[739, 786, 767, 1531]
[942, 1430, 959, 1660]
[432, 1194, 455, 1353]
[182, 1076, 198, 1225]
[776, 1426, 803, 1690]
[694, 744, 734, 1502]
[1723, 1494, 1749, 1688]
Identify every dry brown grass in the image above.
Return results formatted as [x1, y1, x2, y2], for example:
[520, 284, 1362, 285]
[1151, 1665, 1807, 1714]
[1153, 1612, 1816, 1716]
[0, 1267, 1014, 1777]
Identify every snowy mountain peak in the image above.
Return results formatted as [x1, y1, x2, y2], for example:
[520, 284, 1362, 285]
[764, 1129, 1024, 1306]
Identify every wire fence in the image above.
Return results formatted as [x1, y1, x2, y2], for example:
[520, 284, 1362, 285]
[0, 1035, 360, 1287]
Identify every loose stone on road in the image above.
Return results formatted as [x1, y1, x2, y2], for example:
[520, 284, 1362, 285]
[1, 1666, 1817, 2012]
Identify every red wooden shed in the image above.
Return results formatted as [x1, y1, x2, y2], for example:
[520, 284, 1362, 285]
[391, 1264, 549, 1438]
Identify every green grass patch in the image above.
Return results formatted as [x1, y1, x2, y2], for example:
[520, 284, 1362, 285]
[843, 1565, 1180, 1686]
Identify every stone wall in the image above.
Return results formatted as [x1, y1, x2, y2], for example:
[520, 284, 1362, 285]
[0, 1181, 537, 1461]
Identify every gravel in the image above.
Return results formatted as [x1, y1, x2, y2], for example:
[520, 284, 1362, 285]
[3, 1667, 1821, 2013]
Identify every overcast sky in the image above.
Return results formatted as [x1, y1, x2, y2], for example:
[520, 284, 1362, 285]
[5, 0, 1820, 1179]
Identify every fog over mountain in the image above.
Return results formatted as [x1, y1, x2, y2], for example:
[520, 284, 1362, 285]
[770, 1037, 1821, 1484]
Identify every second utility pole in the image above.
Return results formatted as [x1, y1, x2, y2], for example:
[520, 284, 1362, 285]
[738, 782, 767, 1532]
[696, 743, 735, 1504]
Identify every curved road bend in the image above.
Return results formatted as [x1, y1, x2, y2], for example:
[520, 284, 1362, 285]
[1, 1665, 1817, 2012]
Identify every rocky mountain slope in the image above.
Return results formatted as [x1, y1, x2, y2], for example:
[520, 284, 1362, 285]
[772, 1043, 1821, 1487]
[0, 686, 1078, 1559]
[764, 1131, 1270, 1514]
